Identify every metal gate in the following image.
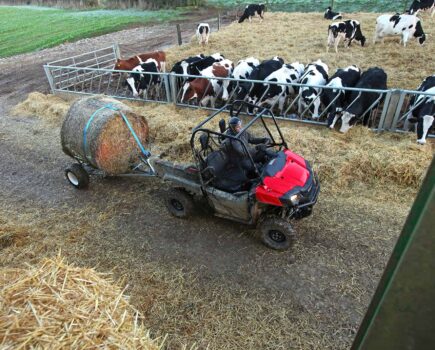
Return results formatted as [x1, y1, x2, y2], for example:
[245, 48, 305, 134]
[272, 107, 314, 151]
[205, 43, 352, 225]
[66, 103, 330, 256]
[170, 72, 391, 131]
[43, 45, 434, 139]
[43, 44, 171, 104]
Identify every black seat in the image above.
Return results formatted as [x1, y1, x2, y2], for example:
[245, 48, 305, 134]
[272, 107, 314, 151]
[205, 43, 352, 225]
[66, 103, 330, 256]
[204, 150, 248, 193]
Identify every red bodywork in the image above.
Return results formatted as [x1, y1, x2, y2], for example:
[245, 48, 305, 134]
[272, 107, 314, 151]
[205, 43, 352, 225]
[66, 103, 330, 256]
[255, 149, 311, 206]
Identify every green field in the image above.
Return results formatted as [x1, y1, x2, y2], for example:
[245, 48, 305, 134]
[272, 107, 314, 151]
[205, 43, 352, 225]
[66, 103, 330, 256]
[0, 6, 186, 58]
[207, 0, 409, 13]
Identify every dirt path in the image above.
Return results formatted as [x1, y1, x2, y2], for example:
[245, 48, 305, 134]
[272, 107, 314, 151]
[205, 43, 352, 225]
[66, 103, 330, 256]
[0, 13, 407, 349]
[0, 10, 232, 107]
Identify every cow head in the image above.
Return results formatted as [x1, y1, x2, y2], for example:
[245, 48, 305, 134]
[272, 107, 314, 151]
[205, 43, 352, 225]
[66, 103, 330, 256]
[418, 34, 426, 45]
[327, 112, 338, 128]
[416, 102, 435, 144]
[415, 20, 426, 45]
[339, 111, 358, 133]
[114, 59, 122, 70]
[181, 82, 197, 103]
[126, 65, 146, 97]
[126, 76, 140, 97]
[301, 88, 321, 118]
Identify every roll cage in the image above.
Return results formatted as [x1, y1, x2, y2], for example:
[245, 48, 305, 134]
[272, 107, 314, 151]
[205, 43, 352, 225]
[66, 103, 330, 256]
[190, 101, 289, 186]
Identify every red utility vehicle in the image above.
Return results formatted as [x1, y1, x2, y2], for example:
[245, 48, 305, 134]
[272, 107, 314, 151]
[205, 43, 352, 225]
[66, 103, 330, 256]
[154, 101, 320, 250]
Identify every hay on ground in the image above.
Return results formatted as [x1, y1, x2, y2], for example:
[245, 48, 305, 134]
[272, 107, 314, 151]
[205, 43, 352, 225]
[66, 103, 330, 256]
[165, 12, 435, 90]
[11, 92, 70, 123]
[61, 96, 149, 174]
[14, 93, 433, 190]
[0, 255, 160, 349]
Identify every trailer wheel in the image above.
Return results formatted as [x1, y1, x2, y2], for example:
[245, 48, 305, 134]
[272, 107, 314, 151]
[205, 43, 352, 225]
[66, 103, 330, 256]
[259, 217, 296, 251]
[65, 164, 89, 189]
[164, 188, 194, 219]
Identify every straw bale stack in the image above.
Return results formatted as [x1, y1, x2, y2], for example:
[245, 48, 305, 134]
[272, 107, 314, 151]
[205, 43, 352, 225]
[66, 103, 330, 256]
[61, 96, 149, 174]
[0, 256, 160, 349]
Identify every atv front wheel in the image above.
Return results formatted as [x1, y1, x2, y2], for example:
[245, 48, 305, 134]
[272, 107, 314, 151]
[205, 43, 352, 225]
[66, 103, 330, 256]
[259, 217, 296, 251]
[164, 188, 194, 219]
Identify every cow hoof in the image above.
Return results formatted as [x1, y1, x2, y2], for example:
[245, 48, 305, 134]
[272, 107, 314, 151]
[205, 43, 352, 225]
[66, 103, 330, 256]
[417, 140, 426, 145]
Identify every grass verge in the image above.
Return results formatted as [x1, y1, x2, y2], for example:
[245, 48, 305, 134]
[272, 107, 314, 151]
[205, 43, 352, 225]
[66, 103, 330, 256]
[0, 6, 186, 58]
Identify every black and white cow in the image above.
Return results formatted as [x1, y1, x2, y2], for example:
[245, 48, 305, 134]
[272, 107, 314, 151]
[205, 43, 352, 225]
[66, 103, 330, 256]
[238, 3, 266, 23]
[232, 57, 260, 80]
[322, 65, 362, 128]
[327, 19, 366, 53]
[298, 59, 329, 119]
[373, 14, 426, 46]
[409, 0, 435, 17]
[405, 75, 435, 144]
[171, 54, 205, 75]
[339, 67, 388, 133]
[126, 58, 159, 98]
[196, 23, 210, 46]
[236, 57, 284, 113]
[324, 6, 343, 20]
[227, 57, 260, 101]
[187, 53, 226, 76]
[260, 62, 305, 114]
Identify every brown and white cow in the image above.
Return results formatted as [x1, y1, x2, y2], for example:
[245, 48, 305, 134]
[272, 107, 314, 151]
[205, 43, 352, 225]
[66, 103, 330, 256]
[181, 62, 232, 107]
[114, 51, 166, 72]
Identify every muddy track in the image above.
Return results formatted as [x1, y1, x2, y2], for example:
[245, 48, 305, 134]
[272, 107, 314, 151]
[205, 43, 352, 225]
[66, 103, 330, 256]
[0, 10, 314, 309]
[0, 10, 233, 107]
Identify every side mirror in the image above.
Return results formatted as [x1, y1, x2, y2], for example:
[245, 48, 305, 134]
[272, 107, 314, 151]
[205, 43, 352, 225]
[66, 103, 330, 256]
[219, 119, 226, 133]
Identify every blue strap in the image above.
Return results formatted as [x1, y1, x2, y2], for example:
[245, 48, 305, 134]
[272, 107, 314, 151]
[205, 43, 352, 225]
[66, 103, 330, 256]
[82, 103, 150, 163]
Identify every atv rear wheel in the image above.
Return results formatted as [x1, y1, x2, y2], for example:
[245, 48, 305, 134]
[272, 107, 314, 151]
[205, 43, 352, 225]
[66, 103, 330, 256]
[259, 217, 296, 251]
[65, 163, 89, 189]
[164, 188, 194, 219]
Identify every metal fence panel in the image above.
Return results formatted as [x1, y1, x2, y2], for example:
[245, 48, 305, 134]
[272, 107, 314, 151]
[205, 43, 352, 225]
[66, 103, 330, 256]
[171, 72, 391, 130]
[44, 44, 171, 104]
[43, 45, 434, 139]
[390, 89, 435, 139]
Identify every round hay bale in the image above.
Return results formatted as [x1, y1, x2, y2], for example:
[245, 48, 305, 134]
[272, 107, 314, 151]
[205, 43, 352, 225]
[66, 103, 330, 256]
[61, 96, 149, 175]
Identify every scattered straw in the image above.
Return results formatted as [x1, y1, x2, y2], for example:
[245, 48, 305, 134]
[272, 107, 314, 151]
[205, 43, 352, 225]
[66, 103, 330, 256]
[166, 12, 435, 90]
[12, 92, 434, 189]
[11, 92, 70, 123]
[0, 255, 161, 349]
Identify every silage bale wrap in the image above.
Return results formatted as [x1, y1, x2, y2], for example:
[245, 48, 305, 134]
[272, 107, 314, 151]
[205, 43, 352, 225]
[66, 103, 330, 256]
[61, 96, 149, 175]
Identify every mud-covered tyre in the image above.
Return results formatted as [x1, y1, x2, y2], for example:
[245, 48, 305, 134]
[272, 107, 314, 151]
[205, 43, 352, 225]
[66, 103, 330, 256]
[259, 217, 296, 251]
[164, 188, 194, 219]
[65, 164, 89, 189]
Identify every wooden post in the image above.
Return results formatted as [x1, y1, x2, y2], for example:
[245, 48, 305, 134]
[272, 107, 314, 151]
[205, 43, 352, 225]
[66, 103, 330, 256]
[382, 90, 401, 131]
[218, 13, 221, 31]
[176, 24, 182, 46]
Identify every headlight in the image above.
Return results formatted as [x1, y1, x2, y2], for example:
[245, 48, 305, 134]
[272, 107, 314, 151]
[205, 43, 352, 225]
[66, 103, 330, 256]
[290, 194, 300, 205]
